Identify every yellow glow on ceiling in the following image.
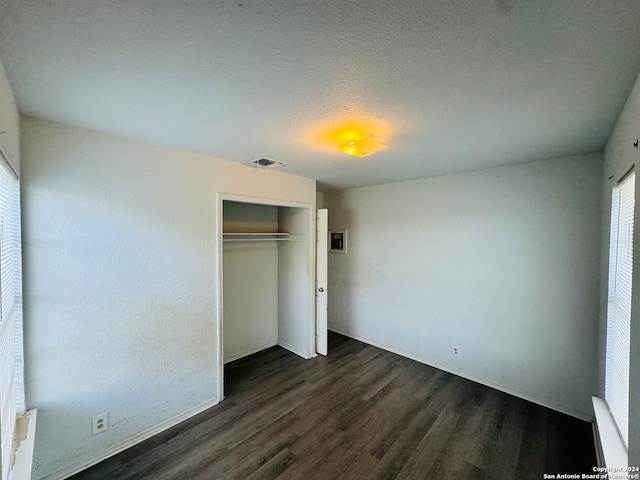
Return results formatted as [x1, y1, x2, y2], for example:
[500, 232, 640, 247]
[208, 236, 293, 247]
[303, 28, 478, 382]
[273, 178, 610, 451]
[306, 120, 391, 158]
[336, 133, 388, 157]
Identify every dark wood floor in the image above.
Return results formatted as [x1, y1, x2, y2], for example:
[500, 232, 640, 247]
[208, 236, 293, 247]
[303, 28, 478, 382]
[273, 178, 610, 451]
[72, 331, 596, 479]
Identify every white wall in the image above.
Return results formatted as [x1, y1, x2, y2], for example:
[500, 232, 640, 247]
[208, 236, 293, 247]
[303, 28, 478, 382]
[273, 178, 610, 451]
[223, 202, 279, 363]
[277, 207, 313, 357]
[324, 153, 602, 418]
[20, 117, 316, 479]
[602, 69, 640, 465]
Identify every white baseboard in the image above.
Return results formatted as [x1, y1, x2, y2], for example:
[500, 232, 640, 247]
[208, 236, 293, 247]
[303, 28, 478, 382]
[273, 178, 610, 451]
[44, 398, 220, 480]
[224, 341, 278, 364]
[329, 326, 594, 422]
[278, 340, 311, 359]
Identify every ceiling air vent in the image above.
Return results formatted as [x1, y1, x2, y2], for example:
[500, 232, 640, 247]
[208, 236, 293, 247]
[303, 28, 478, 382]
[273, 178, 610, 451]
[249, 157, 286, 169]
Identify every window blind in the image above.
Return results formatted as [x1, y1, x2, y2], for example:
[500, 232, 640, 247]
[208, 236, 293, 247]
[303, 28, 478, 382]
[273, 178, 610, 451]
[0, 149, 23, 480]
[605, 170, 634, 447]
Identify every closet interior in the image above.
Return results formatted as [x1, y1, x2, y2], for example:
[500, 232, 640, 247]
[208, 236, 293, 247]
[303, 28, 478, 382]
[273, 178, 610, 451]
[222, 199, 313, 371]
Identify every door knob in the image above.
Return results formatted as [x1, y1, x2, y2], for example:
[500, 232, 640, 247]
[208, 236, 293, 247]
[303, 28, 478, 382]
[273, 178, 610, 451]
[318, 287, 325, 293]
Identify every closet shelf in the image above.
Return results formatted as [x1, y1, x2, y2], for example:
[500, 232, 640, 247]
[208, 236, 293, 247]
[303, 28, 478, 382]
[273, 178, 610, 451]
[223, 232, 291, 242]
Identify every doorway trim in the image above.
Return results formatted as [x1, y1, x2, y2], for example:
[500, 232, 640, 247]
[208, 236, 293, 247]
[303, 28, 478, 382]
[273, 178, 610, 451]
[215, 193, 316, 402]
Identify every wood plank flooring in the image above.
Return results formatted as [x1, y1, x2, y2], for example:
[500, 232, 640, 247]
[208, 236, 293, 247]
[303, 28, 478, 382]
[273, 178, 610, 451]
[71, 331, 596, 479]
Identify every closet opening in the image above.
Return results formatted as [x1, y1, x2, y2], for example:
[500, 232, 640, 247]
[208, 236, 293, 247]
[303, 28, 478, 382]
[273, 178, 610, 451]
[216, 194, 316, 400]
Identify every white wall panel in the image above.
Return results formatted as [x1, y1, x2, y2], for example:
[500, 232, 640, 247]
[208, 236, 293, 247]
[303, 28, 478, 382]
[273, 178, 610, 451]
[223, 202, 279, 363]
[325, 154, 602, 418]
[20, 117, 315, 479]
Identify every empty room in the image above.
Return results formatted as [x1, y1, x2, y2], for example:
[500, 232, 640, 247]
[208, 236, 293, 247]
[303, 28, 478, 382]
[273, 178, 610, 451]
[0, 1, 639, 479]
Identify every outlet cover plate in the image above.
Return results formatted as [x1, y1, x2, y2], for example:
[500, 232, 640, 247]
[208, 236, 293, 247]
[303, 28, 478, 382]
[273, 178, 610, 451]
[92, 412, 109, 435]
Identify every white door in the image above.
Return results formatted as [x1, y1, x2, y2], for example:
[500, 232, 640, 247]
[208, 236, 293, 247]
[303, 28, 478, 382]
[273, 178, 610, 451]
[316, 209, 328, 355]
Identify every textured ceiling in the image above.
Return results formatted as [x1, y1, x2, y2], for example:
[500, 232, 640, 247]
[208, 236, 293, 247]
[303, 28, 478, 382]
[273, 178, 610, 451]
[1, 0, 640, 190]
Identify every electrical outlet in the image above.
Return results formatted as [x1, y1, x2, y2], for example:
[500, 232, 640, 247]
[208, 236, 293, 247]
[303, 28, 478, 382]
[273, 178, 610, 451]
[92, 412, 109, 435]
[451, 345, 462, 358]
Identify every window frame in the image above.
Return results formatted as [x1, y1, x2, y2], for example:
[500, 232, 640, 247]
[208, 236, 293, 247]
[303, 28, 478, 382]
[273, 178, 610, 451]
[604, 168, 635, 448]
[0, 145, 24, 480]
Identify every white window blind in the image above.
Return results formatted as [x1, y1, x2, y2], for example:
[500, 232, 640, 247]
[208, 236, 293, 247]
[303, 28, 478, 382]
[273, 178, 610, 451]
[605, 170, 634, 447]
[0, 149, 23, 480]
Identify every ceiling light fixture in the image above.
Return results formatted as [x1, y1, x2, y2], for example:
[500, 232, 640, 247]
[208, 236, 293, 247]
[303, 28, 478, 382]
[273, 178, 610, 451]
[336, 133, 388, 157]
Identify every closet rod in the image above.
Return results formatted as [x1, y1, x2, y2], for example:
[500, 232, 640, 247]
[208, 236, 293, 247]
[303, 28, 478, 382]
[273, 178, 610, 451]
[223, 238, 290, 242]
[223, 232, 291, 242]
